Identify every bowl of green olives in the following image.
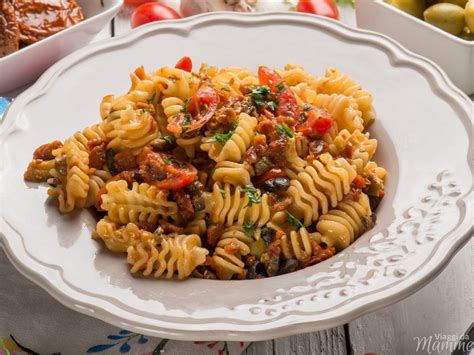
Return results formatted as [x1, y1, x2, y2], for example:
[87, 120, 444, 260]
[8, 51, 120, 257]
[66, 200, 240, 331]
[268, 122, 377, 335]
[356, 0, 474, 94]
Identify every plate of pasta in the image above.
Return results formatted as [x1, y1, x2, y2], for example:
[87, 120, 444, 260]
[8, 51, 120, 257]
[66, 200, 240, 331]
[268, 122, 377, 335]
[0, 12, 472, 341]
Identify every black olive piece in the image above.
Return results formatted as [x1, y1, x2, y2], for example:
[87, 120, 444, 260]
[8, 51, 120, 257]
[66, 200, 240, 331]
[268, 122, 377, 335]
[369, 195, 382, 212]
[265, 254, 280, 277]
[278, 259, 299, 275]
[261, 228, 275, 245]
[246, 261, 268, 279]
[261, 177, 290, 192]
[105, 148, 117, 176]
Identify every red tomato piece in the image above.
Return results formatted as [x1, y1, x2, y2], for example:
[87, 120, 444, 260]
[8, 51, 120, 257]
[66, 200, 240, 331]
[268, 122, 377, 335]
[175, 56, 192, 72]
[296, 109, 333, 136]
[137, 149, 197, 190]
[167, 86, 220, 135]
[297, 0, 339, 20]
[258, 66, 284, 92]
[277, 88, 301, 124]
[353, 175, 367, 189]
[131, 3, 181, 29]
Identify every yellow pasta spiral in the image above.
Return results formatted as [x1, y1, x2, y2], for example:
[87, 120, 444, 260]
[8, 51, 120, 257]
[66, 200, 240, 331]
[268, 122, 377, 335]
[316, 193, 372, 251]
[319, 68, 375, 126]
[105, 105, 158, 154]
[152, 66, 199, 100]
[285, 154, 357, 225]
[313, 94, 364, 133]
[201, 113, 257, 163]
[101, 180, 178, 225]
[95, 218, 147, 253]
[212, 161, 253, 186]
[280, 227, 322, 261]
[127, 233, 208, 279]
[205, 182, 272, 227]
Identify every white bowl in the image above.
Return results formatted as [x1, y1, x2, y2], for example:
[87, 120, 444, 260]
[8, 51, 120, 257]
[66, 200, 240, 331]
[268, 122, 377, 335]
[356, 0, 474, 95]
[0, 12, 472, 341]
[0, 0, 122, 95]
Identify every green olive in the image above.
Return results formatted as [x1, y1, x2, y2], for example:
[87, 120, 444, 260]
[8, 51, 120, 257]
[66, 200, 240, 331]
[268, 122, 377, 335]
[437, 0, 468, 7]
[466, 0, 474, 32]
[424, 3, 466, 35]
[384, 0, 426, 18]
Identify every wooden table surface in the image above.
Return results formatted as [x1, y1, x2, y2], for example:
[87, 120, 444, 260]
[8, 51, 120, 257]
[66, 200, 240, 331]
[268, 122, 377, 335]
[5, 5, 473, 355]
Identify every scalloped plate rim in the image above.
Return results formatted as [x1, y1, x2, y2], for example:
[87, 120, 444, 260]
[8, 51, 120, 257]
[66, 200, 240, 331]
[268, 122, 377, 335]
[0, 12, 473, 341]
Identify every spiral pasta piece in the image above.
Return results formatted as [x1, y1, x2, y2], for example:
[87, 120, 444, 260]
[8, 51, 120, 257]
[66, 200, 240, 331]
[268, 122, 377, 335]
[285, 154, 357, 225]
[101, 180, 178, 225]
[313, 94, 364, 133]
[94, 218, 147, 253]
[152, 66, 200, 100]
[205, 182, 272, 227]
[176, 135, 202, 159]
[201, 113, 257, 163]
[316, 193, 373, 251]
[280, 227, 322, 261]
[105, 105, 158, 154]
[319, 68, 375, 126]
[127, 233, 208, 279]
[212, 161, 253, 186]
[24, 159, 55, 182]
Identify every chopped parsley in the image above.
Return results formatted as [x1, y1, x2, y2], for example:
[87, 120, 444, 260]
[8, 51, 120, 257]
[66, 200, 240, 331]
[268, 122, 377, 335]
[180, 99, 190, 113]
[303, 103, 312, 112]
[251, 85, 271, 109]
[221, 87, 231, 92]
[243, 221, 254, 237]
[146, 92, 156, 104]
[276, 123, 294, 138]
[276, 82, 285, 92]
[140, 108, 154, 114]
[182, 113, 192, 124]
[207, 130, 235, 145]
[219, 188, 226, 198]
[267, 101, 278, 111]
[163, 157, 171, 165]
[241, 185, 262, 207]
[162, 135, 175, 145]
[287, 212, 304, 228]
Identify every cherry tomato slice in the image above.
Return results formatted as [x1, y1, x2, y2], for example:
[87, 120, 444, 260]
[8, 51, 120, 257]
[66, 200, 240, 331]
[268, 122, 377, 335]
[352, 175, 367, 189]
[277, 87, 301, 124]
[137, 149, 197, 190]
[297, 0, 339, 20]
[131, 3, 181, 29]
[124, 0, 158, 6]
[175, 56, 192, 72]
[258, 66, 284, 92]
[296, 108, 334, 136]
[254, 168, 286, 185]
[167, 86, 219, 135]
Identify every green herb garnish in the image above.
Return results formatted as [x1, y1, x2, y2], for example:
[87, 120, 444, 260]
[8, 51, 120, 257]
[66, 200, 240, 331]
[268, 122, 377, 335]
[163, 157, 171, 165]
[276, 123, 294, 138]
[140, 108, 154, 114]
[243, 221, 254, 237]
[162, 135, 175, 145]
[241, 185, 262, 207]
[180, 99, 190, 113]
[251, 85, 271, 109]
[147, 92, 156, 104]
[207, 130, 235, 145]
[287, 212, 304, 228]
[267, 101, 278, 111]
[276, 82, 285, 92]
[303, 103, 312, 112]
[219, 188, 226, 198]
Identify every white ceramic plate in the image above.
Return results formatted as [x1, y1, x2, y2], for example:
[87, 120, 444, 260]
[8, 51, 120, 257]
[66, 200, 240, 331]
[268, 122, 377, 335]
[0, 12, 472, 341]
[0, 0, 122, 94]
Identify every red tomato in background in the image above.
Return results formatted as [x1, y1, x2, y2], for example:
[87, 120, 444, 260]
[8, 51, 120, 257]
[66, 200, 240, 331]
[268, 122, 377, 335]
[297, 0, 340, 20]
[124, 0, 158, 6]
[296, 109, 334, 136]
[131, 3, 181, 28]
[175, 56, 192, 72]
